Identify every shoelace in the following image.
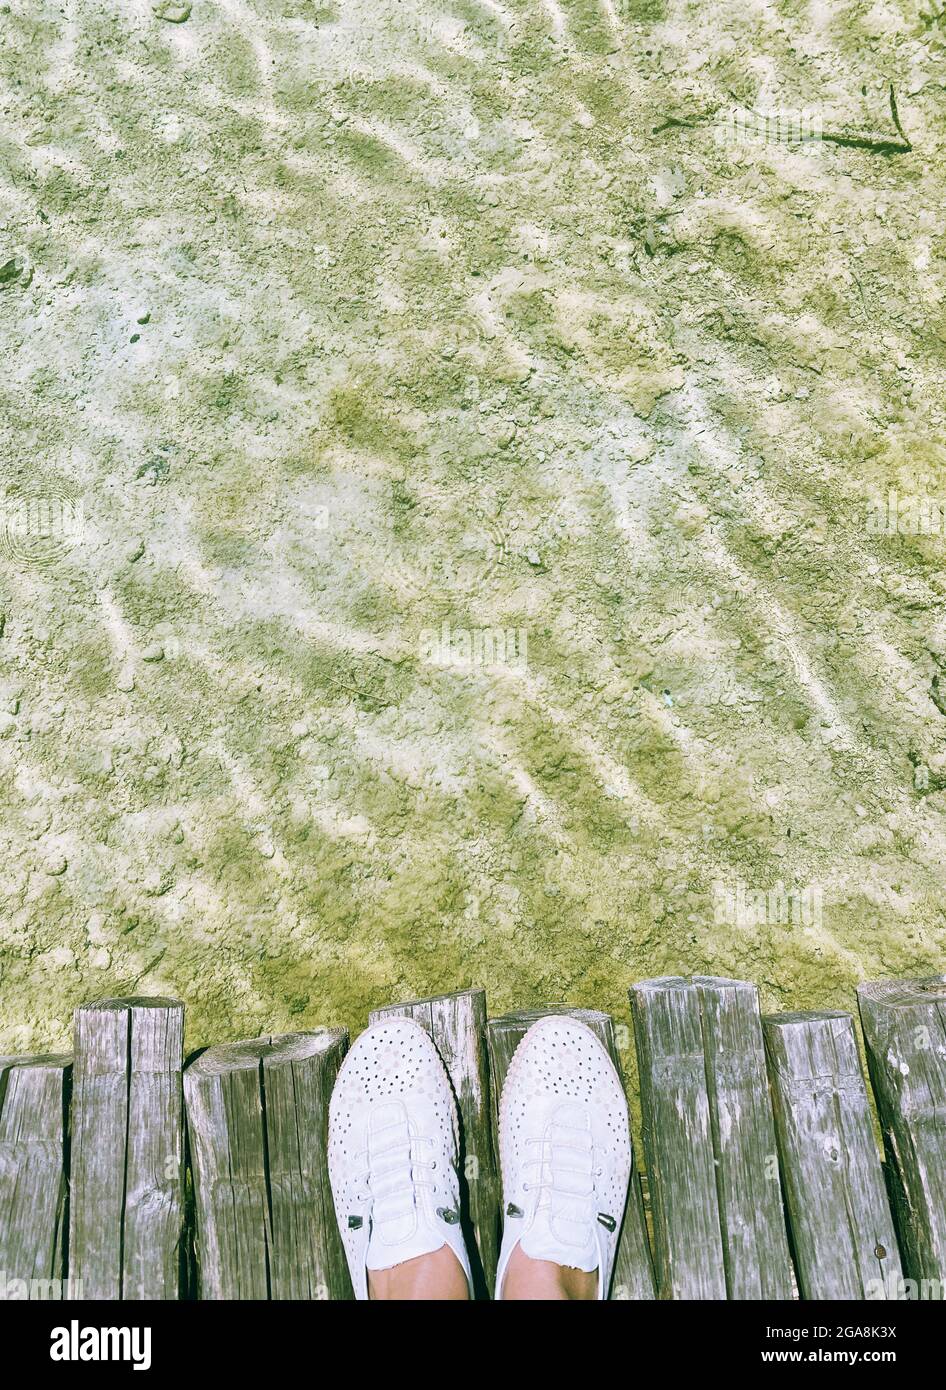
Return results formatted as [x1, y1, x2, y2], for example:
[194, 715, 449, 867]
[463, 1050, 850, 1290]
[521, 1118, 602, 1244]
[352, 1118, 437, 1234]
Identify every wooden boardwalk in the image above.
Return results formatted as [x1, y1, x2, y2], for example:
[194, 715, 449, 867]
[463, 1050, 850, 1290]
[0, 975, 944, 1300]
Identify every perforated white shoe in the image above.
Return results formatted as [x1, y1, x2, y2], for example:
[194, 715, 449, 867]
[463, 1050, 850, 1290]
[496, 1015, 631, 1300]
[328, 1017, 473, 1300]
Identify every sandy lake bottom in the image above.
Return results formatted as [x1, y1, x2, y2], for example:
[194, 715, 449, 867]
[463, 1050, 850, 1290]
[2, 0, 946, 1070]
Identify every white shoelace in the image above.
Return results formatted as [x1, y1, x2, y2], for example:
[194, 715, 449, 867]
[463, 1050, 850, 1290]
[522, 1117, 600, 1244]
[354, 1116, 437, 1234]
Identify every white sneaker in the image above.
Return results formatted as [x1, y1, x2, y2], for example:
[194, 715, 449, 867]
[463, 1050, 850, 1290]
[328, 1017, 473, 1299]
[496, 1016, 631, 1300]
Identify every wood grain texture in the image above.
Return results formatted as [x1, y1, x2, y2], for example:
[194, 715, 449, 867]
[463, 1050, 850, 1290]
[857, 976, 946, 1292]
[762, 1010, 902, 1299]
[0, 1054, 70, 1297]
[184, 1029, 351, 1300]
[630, 978, 726, 1299]
[486, 1004, 655, 1301]
[693, 977, 795, 1300]
[370, 988, 499, 1297]
[69, 997, 185, 1300]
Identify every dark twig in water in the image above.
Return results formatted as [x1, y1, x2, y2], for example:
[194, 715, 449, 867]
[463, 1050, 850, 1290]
[888, 84, 912, 146]
[652, 115, 704, 134]
[656, 84, 912, 154]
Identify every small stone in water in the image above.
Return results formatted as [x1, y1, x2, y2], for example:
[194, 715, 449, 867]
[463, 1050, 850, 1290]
[152, 2, 192, 22]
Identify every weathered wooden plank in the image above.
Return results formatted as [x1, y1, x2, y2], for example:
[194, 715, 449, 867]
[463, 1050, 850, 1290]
[370, 988, 499, 1297]
[0, 1054, 70, 1298]
[184, 1029, 351, 1300]
[762, 1010, 903, 1300]
[70, 997, 185, 1300]
[263, 1032, 352, 1300]
[857, 976, 946, 1293]
[186, 1039, 268, 1300]
[630, 978, 726, 1299]
[125, 1003, 187, 1301]
[486, 1004, 655, 1300]
[693, 977, 795, 1299]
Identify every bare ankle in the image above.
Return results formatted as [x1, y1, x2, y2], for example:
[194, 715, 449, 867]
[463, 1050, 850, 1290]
[367, 1245, 470, 1301]
[500, 1245, 598, 1301]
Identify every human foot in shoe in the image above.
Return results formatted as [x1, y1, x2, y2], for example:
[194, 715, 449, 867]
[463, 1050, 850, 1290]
[328, 1017, 472, 1300]
[496, 1016, 631, 1301]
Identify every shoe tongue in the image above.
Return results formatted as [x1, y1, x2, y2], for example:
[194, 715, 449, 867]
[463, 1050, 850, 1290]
[519, 1205, 598, 1272]
[364, 1103, 417, 1265]
[364, 1102, 453, 1273]
[366, 1221, 447, 1271]
[520, 1102, 598, 1272]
